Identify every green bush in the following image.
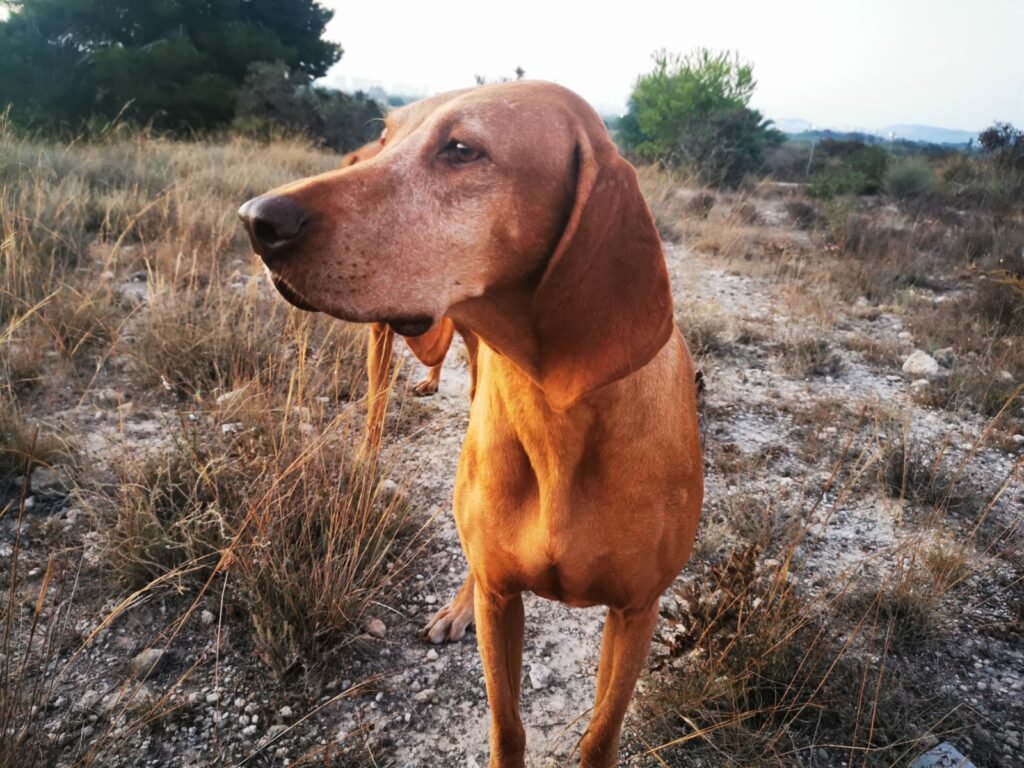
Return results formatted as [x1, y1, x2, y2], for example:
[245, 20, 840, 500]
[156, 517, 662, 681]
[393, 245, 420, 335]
[885, 157, 937, 199]
[619, 49, 783, 188]
[808, 166, 871, 199]
[807, 140, 889, 198]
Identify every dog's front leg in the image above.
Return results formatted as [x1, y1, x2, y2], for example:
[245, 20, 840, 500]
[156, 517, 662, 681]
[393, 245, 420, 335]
[475, 587, 526, 768]
[579, 601, 660, 768]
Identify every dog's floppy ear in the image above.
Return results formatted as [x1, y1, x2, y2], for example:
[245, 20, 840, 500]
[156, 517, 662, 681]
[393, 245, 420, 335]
[402, 317, 455, 367]
[531, 124, 674, 411]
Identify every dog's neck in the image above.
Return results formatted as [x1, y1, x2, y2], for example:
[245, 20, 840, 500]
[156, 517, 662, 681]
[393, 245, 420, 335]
[449, 282, 547, 392]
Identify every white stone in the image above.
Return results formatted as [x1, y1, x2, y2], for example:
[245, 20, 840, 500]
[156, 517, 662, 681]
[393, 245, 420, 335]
[216, 387, 247, 405]
[413, 688, 437, 704]
[529, 663, 553, 690]
[902, 350, 939, 378]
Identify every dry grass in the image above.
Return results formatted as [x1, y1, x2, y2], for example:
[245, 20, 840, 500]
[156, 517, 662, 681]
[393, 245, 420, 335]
[93, 402, 414, 678]
[774, 336, 843, 378]
[0, 396, 68, 480]
[636, 165, 695, 243]
[0, 122, 428, 766]
[638, 542, 965, 767]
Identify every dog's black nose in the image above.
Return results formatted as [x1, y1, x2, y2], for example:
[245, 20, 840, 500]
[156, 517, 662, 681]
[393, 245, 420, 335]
[238, 195, 310, 256]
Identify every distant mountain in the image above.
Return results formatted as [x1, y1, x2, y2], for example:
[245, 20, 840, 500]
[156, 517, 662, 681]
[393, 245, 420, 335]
[777, 118, 978, 146]
[877, 124, 978, 145]
[774, 118, 814, 134]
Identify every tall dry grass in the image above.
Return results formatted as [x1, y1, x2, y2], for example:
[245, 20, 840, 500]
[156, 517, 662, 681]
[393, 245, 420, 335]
[0, 121, 425, 766]
[633, 397, 1019, 767]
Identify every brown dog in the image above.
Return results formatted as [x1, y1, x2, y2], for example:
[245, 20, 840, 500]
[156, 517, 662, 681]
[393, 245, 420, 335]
[239, 81, 704, 768]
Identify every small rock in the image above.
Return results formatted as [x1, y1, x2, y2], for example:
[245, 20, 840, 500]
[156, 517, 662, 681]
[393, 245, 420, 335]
[1012, 434, 1024, 445]
[76, 690, 101, 711]
[278, 705, 293, 720]
[910, 742, 976, 768]
[201, 609, 215, 625]
[130, 648, 169, 678]
[902, 350, 939, 378]
[380, 479, 399, 499]
[529, 663, 553, 690]
[31, 466, 71, 496]
[206, 692, 220, 704]
[413, 688, 437, 704]
[221, 423, 243, 435]
[216, 388, 247, 406]
[910, 379, 930, 393]
[100, 270, 116, 281]
[425, 648, 439, 662]
[365, 618, 387, 639]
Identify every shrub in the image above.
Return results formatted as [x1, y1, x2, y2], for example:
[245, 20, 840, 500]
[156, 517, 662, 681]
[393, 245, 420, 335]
[807, 141, 889, 198]
[784, 198, 819, 229]
[620, 49, 783, 187]
[885, 157, 937, 199]
[95, 402, 414, 677]
[233, 61, 385, 153]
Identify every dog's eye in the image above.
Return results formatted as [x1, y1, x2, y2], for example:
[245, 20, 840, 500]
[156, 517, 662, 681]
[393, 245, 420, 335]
[441, 140, 484, 165]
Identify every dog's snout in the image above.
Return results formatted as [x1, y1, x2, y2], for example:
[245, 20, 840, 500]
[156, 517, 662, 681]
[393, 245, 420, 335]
[238, 195, 310, 256]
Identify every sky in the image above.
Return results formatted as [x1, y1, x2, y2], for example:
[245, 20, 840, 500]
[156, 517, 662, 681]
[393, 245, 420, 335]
[321, 0, 1024, 132]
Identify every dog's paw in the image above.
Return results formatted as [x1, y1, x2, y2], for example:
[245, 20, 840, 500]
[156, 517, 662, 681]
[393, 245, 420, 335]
[422, 600, 473, 644]
[411, 377, 440, 397]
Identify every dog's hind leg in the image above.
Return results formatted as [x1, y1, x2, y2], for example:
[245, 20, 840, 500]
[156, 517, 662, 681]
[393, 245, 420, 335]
[411, 362, 444, 396]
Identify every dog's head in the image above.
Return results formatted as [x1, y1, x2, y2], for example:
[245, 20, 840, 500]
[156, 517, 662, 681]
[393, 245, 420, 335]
[240, 81, 672, 408]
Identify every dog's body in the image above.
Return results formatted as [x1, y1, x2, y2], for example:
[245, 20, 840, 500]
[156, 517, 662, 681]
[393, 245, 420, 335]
[240, 81, 704, 767]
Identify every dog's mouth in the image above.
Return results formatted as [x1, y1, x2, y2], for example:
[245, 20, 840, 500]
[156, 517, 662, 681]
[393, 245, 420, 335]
[267, 272, 319, 313]
[265, 270, 435, 335]
[387, 316, 434, 337]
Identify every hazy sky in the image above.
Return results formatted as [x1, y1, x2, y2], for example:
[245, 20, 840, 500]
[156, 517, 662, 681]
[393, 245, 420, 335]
[322, 0, 1023, 131]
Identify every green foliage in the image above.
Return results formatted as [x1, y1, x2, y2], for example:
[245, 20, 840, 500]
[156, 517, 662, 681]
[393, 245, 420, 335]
[885, 157, 937, 199]
[233, 61, 384, 152]
[620, 49, 783, 188]
[978, 121, 1024, 203]
[807, 140, 890, 199]
[0, 0, 342, 133]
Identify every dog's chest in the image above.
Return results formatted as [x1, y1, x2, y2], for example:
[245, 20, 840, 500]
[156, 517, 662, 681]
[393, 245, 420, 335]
[454, 415, 665, 608]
